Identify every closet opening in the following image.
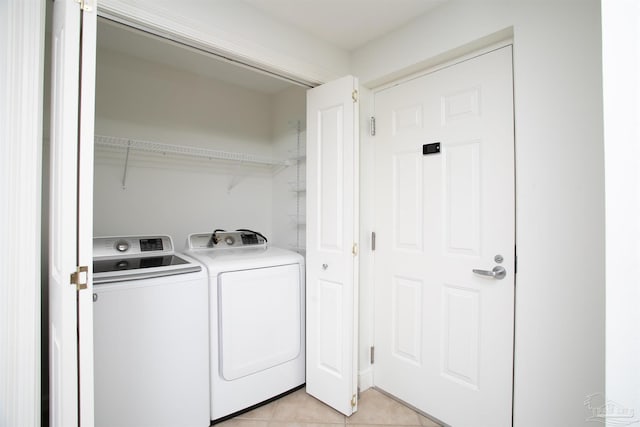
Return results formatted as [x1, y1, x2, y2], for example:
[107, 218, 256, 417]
[95, 16, 308, 252]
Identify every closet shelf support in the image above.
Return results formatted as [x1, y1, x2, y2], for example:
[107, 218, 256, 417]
[121, 141, 131, 190]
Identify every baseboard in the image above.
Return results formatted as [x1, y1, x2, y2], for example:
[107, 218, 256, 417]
[358, 367, 374, 392]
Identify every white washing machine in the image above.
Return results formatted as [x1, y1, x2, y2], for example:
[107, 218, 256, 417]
[184, 230, 305, 422]
[93, 235, 210, 427]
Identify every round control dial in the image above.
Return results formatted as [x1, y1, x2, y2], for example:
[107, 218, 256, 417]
[224, 236, 235, 246]
[115, 239, 130, 252]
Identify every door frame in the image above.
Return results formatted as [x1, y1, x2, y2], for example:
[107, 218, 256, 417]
[0, 2, 46, 426]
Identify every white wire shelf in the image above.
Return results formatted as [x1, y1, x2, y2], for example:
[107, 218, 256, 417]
[95, 134, 290, 191]
[95, 135, 289, 167]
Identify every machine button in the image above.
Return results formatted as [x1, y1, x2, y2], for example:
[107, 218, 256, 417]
[115, 239, 130, 252]
[116, 260, 129, 270]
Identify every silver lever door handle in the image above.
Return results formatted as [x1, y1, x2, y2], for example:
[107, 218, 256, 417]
[472, 266, 506, 280]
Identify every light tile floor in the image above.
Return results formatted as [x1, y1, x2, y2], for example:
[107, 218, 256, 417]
[215, 388, 442, 427]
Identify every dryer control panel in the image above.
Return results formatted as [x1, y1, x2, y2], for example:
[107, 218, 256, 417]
[187, 230, 267, 250]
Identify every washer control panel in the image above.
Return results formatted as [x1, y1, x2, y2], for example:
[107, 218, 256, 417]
[94, 235, 173, 258]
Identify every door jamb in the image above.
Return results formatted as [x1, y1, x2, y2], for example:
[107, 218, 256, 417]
[370, 38, 514, 95]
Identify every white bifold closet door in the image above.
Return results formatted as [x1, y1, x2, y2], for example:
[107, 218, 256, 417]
[305, 75, 360, 417]
[49, 0, 96, 426]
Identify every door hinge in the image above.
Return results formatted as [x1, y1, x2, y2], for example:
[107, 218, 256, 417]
[370, 346, 375, 364]
[352, 243, 358, 256]
[76, 0, 93, 11]
[370, 117, 376, 136]
[352, 90, 358, 103]
[70, 266, 89, 290]
[351, 394, 357, 408]
[371, 231, 376, 251]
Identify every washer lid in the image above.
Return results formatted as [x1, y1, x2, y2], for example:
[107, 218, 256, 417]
[93, 235, 202, 283]
[93, 254, 202, 284]
[93, 254, 189, 273]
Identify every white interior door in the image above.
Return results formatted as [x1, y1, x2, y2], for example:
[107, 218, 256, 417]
[49, 1, 96, 426]
[373, 46, 515, 427]
[306, 75, 359, 416]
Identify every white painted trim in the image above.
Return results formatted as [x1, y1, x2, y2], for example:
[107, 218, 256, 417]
[603, 0, 640, 419]
[0, 1, 45, 426]
[358, 367, 374, 392]
[371, 35, 514, 94]
[97, 0, 340, 87]
[357, 86, 376, 395]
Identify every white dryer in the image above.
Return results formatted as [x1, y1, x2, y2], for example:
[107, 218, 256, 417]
[184, 230, 305, 422]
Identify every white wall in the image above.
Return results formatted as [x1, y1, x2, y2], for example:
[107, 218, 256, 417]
[271, 86, 307, 251]
[602, 0, 640, 421]
[95, 49, 275, 156]
[352, 1, 605, 426]
[94, 47, 306, 249]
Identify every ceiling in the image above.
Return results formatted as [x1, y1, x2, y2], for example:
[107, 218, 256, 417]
[240, 0, 446, 50]
[97, 1, 446, 94]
